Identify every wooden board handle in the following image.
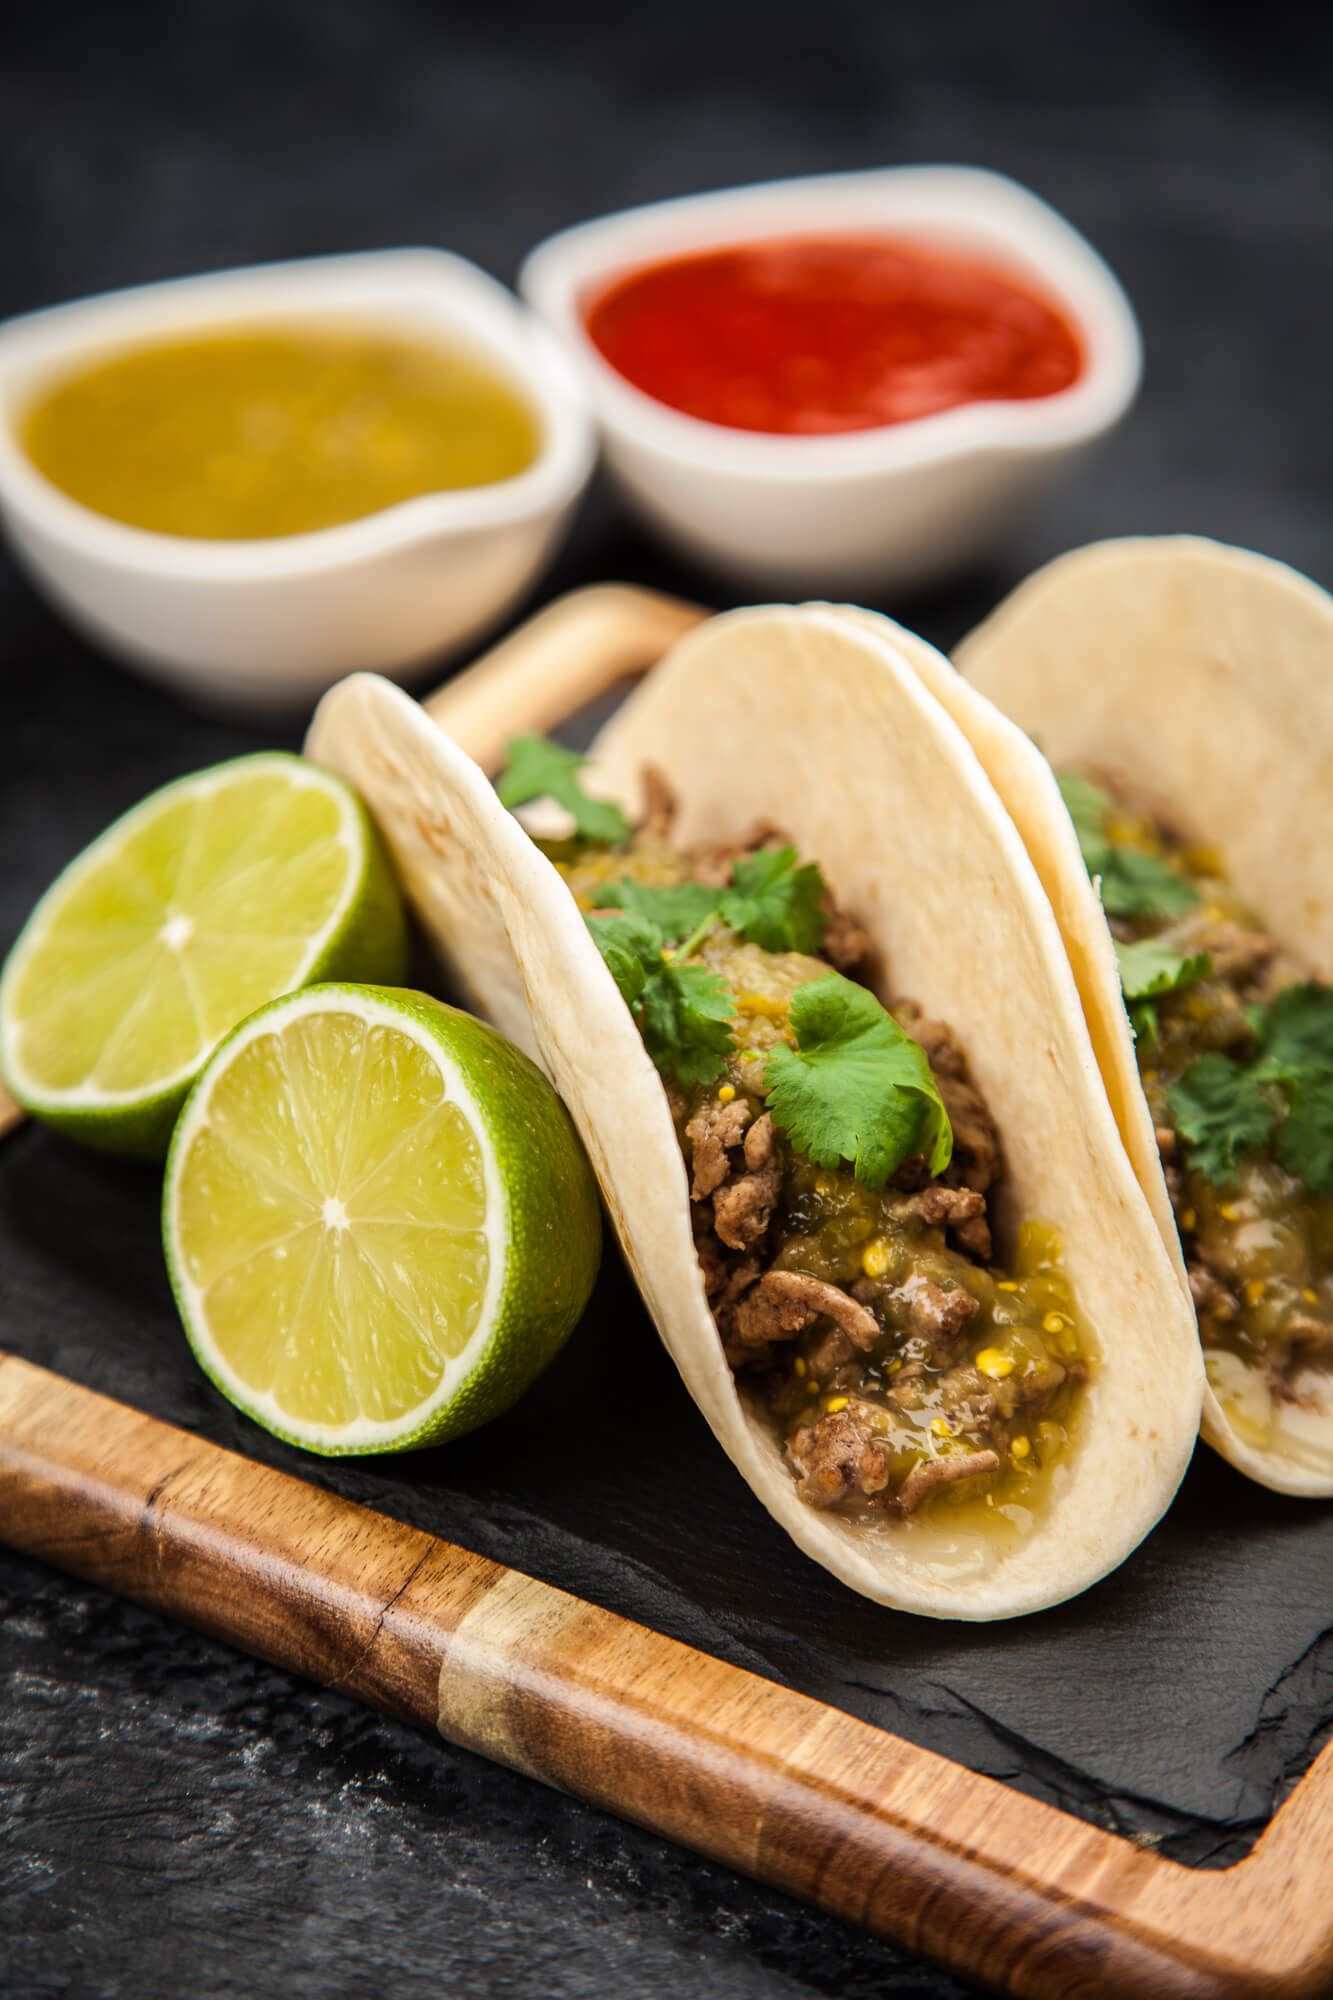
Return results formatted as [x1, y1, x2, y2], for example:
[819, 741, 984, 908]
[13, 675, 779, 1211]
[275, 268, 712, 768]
[421, 583, 707, 769]
[3, 1351, 1327, 2000]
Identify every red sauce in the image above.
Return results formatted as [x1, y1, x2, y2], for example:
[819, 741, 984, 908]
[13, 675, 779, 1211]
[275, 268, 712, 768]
[582, 235, 1084, 436]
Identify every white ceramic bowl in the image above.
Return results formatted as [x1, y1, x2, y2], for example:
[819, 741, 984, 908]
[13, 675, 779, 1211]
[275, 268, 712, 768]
[0, 250, 595, 711]
[521, 168, 1142, 597]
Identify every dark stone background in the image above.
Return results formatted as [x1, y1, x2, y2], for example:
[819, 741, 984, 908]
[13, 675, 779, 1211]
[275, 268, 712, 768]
[1, 3, 1330, 1995]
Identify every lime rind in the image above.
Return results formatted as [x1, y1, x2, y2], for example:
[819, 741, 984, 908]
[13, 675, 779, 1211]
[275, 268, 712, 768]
[0, 753, 408, 1158]
[163, 983, 600, 1455]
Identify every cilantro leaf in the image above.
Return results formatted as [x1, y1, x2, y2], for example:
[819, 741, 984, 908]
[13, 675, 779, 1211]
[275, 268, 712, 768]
[1114, 939, 1212, 1044]
[1114, 939, 1212, 1004]
[1055, 769, 1198, 920]
[763, 974, 952, 1190]
[1165, 1054, 1279, 1185]
[1253, 982, 1333, 1084]
[1276, 1072, 1333, 1196]
[1097, 848, 1199, 921]
[595, 845, 827, 955]
[596, 876, 723, 938]
[637, 963, 736, 1089]
[585, 912, 661, 1007]
[497, 735, 629, 845]
[1057, 772, 1114, 874]
[585, 911, 735, 1088]
[719, 846, 827, 954]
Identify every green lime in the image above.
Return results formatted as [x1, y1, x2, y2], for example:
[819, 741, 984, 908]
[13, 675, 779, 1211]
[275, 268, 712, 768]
[0, 753, 407, 1158]
[162, 983, 601, 1454]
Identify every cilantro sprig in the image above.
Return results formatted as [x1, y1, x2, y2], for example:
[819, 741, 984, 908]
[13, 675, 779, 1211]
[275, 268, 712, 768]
[585, 845, 832, 1091]
[497, 735, 630, 845]
[599, 843, 827, 957]
[1114, 938, 1212, 1045]
[585, 912, 736, 1090]
[495, 746, 954, 1186]
[1056, 772, 1199, 922]
[763, 975, 953, 1189]
[1166, 982, 1333, 1193]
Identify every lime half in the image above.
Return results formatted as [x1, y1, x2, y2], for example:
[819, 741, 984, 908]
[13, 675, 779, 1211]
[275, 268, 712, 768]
[0, 753, 407, 1157]
[163, 984, 601, 1454]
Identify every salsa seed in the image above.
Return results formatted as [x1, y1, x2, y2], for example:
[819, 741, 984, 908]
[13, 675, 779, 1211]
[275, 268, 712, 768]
[1243, 1278, 1266, 1307]
[825, 1395, 849, 1414]
[975, 1346, 1014, 1380]
[1303, 1288, 1319, 1305]
[930, 1416, 952, 1437]
[996, 1280, 1018, 1292]
[717, 1083, 736, 1104]
[793, 1356, 806, 1377]
[1219, 1202, 1241, 1222]
[1041, 1311, 1066, 1335]
[1180, 1208, 1197, 1232]
[1011, 1435, 1031, 1460]
[861, 1237, 890, 1279]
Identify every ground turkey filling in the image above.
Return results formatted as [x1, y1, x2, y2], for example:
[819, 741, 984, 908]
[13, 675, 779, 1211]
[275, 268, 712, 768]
[555, 787, 1085, 1521]
[1098, 799, 1333, 1403]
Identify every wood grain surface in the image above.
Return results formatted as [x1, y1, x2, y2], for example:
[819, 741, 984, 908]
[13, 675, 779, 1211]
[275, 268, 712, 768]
[1, 1350, 1330, 2000]
[421, 583, 707, 770]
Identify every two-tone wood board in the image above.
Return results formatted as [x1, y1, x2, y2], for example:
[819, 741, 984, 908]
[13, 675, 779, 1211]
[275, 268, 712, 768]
[2, 586, 1330, 1999]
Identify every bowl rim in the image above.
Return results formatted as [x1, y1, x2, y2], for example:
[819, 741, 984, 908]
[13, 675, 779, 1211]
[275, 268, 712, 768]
[0, 247, 596, 578]
[519, 165, 1143, 483]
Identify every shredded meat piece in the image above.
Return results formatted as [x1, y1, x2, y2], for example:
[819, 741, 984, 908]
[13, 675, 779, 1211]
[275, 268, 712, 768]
[901, 1183, 984, 1230]
[911, 1353, 1075, 1437]
[1286, 1315, 1333, 1360]
[712, 1113, 783, 1251]
[685, 1097, 752, 1199]
[695, 1226, 762, 1309]
[639, 766, 677, 841]
[787, 1403, 891, 1507]
[892, 1450, 1000, 1517]
[1194, 921, 1275, 987]
[897, 1006, 967, 1078]
[1188, 1262, 1237, 1324]
[728, 1269, 879, 1365]
[820, 898, 869, 970]
[895, 1002, 1001, 1200]
[897, 1273, 981, 1343]
[898, 1182, 992, 1259]
[850, 1272, 979, 1369]
[937, 1072, 1001, 1197]
[788, 1410, 1000, 1516]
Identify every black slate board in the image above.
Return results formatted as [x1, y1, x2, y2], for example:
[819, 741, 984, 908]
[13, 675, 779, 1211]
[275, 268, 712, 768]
[2, 3, 1330, 1997]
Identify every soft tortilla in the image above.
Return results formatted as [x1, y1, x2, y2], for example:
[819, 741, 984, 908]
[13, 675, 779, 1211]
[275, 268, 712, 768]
[955, 535, 1333, 1496]
[308, 605, 1201, 1617]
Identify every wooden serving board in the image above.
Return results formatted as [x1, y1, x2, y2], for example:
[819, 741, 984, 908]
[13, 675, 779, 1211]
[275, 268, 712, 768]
[2, 584, 1331, 2000]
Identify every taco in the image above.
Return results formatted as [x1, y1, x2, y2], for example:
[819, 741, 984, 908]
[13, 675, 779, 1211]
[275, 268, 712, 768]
[953, 536, 1333, 1497]
[307, 605, 1200, 1617]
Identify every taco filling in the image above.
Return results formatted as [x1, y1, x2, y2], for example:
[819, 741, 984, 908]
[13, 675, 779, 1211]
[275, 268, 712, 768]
[1059, 773, 1333, 1418]
[500, 738, 1087, 1524]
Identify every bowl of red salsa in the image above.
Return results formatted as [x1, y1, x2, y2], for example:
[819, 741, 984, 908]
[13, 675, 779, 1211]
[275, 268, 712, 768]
[521, 168, 1141, 595]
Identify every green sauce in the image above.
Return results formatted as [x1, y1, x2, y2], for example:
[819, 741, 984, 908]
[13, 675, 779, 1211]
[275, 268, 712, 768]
[22, 324, 541, 539]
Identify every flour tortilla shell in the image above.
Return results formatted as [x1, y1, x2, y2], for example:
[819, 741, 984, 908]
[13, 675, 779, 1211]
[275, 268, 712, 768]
[955, 535, 1333, 1495]
[308, 604, 1201, 1615]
